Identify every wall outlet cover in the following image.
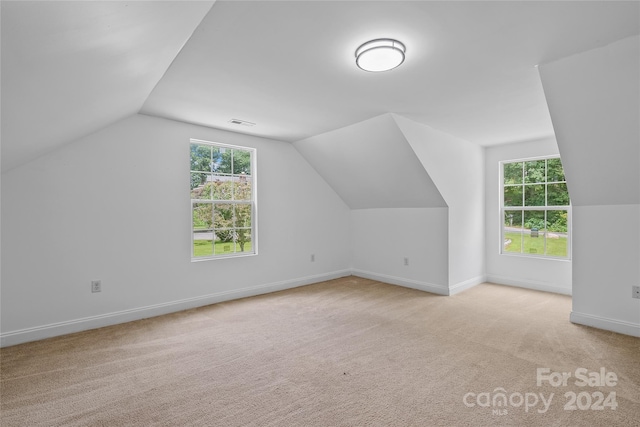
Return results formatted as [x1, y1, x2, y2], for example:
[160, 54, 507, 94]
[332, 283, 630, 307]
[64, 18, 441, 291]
[91, 280, 102, 293]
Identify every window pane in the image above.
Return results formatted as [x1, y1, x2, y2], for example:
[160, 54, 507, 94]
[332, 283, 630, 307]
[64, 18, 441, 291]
[504, 185, 523, 206]
[525, 160, 546, 183]
[215, 238, 235, 255]
[233, 150, 251, 175]
[210, 178, 233, 200]
[191, 177, 213, 199]
[524, 184, 545, 206]
[214, 204, 234, 229]
[546, 210, 568, 257]
[547, 210, 568, 233]
[523, 211, 545, 255]
[504, 210, 522, 229]
[524, 210, 546, 231]
[503, 230, 522, 254]
[504, 210, 522, 253]
[546, 234, 567, 257]
[235, 204, 252, 228]
[547, 183, 569, 206]
[547, 158, 565, 182]
[504, 162, 523, 185]
[192, 203, 213, 230]
[191, 144, 212, 172]
[236, 229, 252, 253]
[214, 147, 232, 174]
[234, 177, 252, 201]
[190, 172, 207, 191]
[193, 232, 213, 257]
[213, 203, 234, 255]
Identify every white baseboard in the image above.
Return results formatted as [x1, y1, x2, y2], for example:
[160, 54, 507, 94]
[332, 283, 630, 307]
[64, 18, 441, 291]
[449, 275, 486, 295]
[486, 274, 572, 296]
[0, 269, 351, 348]
[570, 311, 640, 338]
[351, 269, 450, 295]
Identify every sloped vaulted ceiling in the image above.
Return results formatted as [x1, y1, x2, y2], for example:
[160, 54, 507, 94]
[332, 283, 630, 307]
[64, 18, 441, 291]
[293, 114, 446, 210]
[2, 1, 639, 173]
[1, 1, 214, 172]
[539, 35, 640, 206]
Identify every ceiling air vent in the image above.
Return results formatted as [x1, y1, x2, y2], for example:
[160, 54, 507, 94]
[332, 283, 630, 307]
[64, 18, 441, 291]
[228, 119, 255, 127]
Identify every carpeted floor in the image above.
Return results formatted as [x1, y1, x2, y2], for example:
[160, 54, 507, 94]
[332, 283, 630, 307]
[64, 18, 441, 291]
[1, 276, 639, 426]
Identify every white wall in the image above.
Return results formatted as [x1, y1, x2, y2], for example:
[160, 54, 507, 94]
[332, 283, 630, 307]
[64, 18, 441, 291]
[571, 205, 639, 335]
[1, 114, 352, 346]
[393, 115, 485, 292]
[295, 113, 484, 295]
[539, 35, 640, 336]
[293, 113, 452, 295]
[350, 208, 449, 295]
[484, 137, 572, 295]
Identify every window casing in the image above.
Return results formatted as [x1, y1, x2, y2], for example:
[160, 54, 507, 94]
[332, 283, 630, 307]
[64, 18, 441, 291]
[190, 139, 257, 260]
[500, 156, 570, 259]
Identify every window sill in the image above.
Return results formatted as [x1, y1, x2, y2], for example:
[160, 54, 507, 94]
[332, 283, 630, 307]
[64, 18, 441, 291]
[500, 252, 571, 262]
[191, 252, 258, 262]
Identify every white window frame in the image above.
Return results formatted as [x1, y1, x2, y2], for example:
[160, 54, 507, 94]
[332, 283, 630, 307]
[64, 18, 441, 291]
[190, 139, 258, 261]
[499, 155, 571, 260]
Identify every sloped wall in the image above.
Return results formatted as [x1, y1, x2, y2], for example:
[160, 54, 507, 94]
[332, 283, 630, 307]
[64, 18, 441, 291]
[1, 114, 352, 346]
[294, 114, 451, 293]
[293, 113, 485, 293]
[392, 115, 485, 292]
[292, 114, 446, 210]
[539, 35, 640, 336]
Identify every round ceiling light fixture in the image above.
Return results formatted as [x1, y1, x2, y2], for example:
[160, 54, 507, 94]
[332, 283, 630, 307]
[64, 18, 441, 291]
[355, 38, 406, 72]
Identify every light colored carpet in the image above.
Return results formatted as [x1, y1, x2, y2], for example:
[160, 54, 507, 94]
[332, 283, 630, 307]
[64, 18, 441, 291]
[1, 276, 639, 426]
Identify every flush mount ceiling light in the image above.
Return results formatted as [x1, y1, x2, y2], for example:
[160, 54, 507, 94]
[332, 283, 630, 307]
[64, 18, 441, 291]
[355, 38, 406, 72]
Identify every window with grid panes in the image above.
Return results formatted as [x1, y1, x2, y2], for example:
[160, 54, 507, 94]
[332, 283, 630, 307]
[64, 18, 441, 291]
[190, 140, 256, 260]
[501, 157, 570, 258]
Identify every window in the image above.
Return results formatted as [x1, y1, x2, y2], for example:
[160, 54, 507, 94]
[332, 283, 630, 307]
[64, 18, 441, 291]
[501, 156, 570, 258]
[190, 139, 256, 260]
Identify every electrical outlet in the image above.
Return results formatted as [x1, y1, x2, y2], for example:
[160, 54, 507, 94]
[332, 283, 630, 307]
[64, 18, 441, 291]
[311, 254, 315, 262]
[91, 280, 102, 293]
[633, 286, 640, 299]
[404, 257, 409, 266]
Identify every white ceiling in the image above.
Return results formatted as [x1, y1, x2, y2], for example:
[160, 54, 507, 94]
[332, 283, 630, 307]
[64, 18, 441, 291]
[1, 1, 214, 171]
[2, 1, 639, 172]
